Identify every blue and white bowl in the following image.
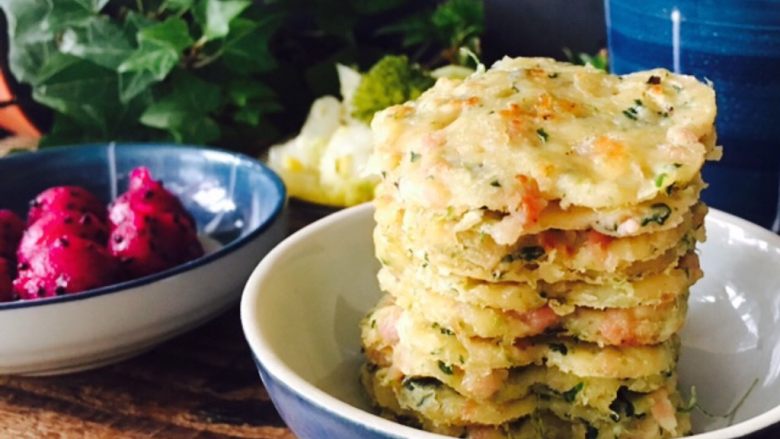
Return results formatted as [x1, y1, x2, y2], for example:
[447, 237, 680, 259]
[0, 143, 286, 375]
[242, 203, 780, 439]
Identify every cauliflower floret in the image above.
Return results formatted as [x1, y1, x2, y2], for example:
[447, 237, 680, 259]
[268, 56, 467, 206]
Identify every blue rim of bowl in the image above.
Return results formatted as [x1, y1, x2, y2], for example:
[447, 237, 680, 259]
[0, 142, 287, 311]
[252, 354, 417, 439]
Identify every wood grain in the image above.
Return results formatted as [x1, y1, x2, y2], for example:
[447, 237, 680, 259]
[0, 308, 295, 438]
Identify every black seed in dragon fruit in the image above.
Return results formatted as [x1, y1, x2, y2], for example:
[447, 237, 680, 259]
[109, 167, 195, 229]
[28, 186, 105, 226]
[18, 211, 109, 265]
[13, 236, 118, 300]
[109, 209, 203, 279]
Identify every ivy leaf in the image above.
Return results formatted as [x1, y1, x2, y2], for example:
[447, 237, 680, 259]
[118, 43, 180, 80]
[225, 80, 280, 127]
[0, 0, 84, 86]
[431, 0, 484, 48]
[32, 52, 82, 86]
[32, 60, 116, 132]
[118, 17, 194, 102]
[117, 71, 159, 104]
[58, 16, 134, 70]
[41, 113, 89, 146]
[71, 0, 109, 12]
[377, 0, 484, 57]
[226, 80, 275, 107]
[220, 16, 279, 74]
[122, 10, 154, 37]
[233, 107, 261, 126]
[140, 71, 222, 143]
[31, 58, 150, 141]
[235, 100, 283, 126]
[172, 116, 220, 144]
[377, 15, 429, 47]
[193, 0, 251, 42]
[136, 16, 193, 52]
[160, 0, 194, 14]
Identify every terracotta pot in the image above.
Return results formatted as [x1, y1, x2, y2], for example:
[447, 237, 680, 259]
[0, 67, 40, 138]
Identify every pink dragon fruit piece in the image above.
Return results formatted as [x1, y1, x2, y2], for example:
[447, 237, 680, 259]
[109, 209, 204, 279]
[0, 209, 24, 260]
[109, 167, 194, 228]
[0, 258, 15, 302]
[18, 211, 109, 265]
[28, 186, 105, 225]
[13, 236, 118, 300]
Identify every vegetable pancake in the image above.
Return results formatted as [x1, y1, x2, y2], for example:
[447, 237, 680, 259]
[360, 56, 717, 439]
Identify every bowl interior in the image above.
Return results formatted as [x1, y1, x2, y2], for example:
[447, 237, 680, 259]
[252, 204, 380, 409]
[0, 143, 283, 245]
[679, 211, 780, 433]
[247, 204, 780, 438]
[0, 143, 285, 309]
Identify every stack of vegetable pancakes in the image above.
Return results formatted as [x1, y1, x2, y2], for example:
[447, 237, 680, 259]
[360, 57, 719, 439]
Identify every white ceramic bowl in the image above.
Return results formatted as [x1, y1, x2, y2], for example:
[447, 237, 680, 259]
[242, 203, 780, 438]
[0, 143, 287, 375]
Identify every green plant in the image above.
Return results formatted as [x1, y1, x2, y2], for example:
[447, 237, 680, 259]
[0, 0, 484, 152]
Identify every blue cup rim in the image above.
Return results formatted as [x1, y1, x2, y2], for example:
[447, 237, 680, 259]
[0, 142, 286, 311]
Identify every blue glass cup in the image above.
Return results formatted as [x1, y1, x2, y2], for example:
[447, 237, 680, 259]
[605, 0, 780, 229]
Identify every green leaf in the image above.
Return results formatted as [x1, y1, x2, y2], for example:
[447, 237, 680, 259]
[160, 0, 194, 14]
[136, 16, 194, 52]
[58, 16, 134, 70]
[117, 46, 179, 102]
[377, 15, 431, 47]
[41, 107, 159, 146]
[377, 0, 484, 56]
[117, 43, 181, 81]
[118, 43, 179, 79]
[431, 0, 484, 48]
[39, 114, 86, 147]
[226, 80, 275, 107]
[123, 10, 154, 37]
[140, 71, 222, 143]
[33, 60, 118, 136]
[225, 79, 280, 128]
[193, 0, 252, 42]
[234, 107, 261, 126]
[48, 0, 99, 28]
[220, 16, 279, 74]
[71, 0, 109, 12]
[33, 52, 82, 86]
[118, 17, 194, 101]
[118, 70, 159, 103]
[1, 0, 56, 84]
[172, 116, 220, 143]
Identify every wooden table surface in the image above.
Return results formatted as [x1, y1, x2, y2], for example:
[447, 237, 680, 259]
[0, 201, 332, 439]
